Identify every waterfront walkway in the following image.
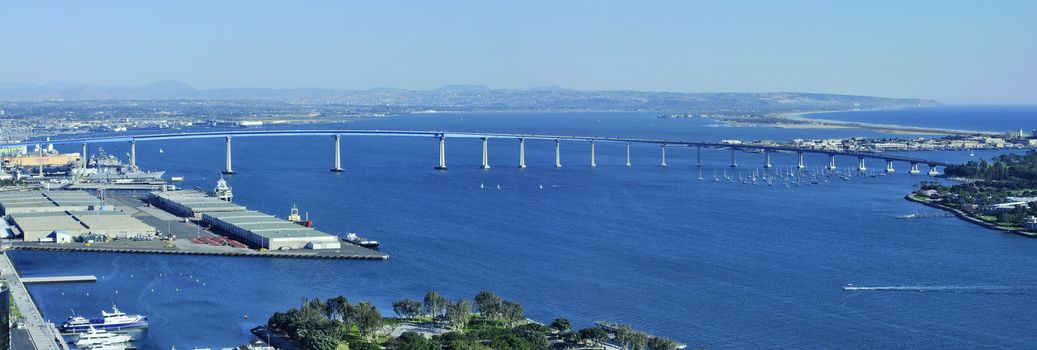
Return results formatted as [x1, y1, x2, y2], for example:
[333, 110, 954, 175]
[0, 253, 69, 350]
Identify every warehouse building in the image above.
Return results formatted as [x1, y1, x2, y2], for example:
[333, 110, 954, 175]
[202, 211, 341, 250]
[7, 210, 158, 242]
[0, 190, 103, 215]
[148, 190, 246, 219]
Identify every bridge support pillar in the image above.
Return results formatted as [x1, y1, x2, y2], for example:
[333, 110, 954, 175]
[885, 159, 895, 173]
[797, 151, 805, 169]
[37, 145, 43, 176]
[481, 137, 490, 169]
[590, 141, 597, 167]
[928, 164, 939, 176]
[858, 156, 867, 172]
[129, 140, 136, 168]
[764, 151, 772, 168]
[730, 148, 738, 168]
[660, 145, 667, 167]
[827, 154, 837, 171]
[910, 162, 920, 175]
[554, 139, 561, 168]
[696, 146, 702, 167]
[81, 143, 88, 170]
[625, 143, 631, 167]
[435, 135, 447, 170]
[222, 136, 235, 175]
[518, 138, 526, 169]
[331, 134, 344, 172]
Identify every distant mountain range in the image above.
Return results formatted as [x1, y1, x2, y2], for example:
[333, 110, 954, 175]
[0, 81, 940, 112]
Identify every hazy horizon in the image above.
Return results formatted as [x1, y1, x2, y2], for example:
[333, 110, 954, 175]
[2, 1, 1035, 104]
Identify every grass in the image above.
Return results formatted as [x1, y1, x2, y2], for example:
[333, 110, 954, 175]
[10, 293, 20, 320]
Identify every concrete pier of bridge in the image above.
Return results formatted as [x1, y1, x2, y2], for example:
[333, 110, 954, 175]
[554, 139, 561, 168]
[435, 135, 447, 170]
[827, 154, 837, 171]
[481, 137, 490, 169]
[590, 141, 597, 167]
[660, 145, 667, 167]
[518, 138, 527, 169]
[910, 162, 921, 175]
[928, 163, 940, 176]
[886, 159, 895, 173]
[797, 151, 805, 169]
[129, 140, 136, 168]
[331, 134, 344, 172]
[222, 136, 235, 175]
[858, 156, 867, 172]
[625, 143, 632, 167]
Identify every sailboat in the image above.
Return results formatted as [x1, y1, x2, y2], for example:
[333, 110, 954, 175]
[480, 183, 485, 189]
[159, 148, 164, 154]
[539, 184, 543, 190]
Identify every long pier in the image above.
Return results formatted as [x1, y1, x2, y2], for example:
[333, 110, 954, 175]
[0, 253, 70, 350]
[21, 275, 98, 284]
[5, 129, 956, 176]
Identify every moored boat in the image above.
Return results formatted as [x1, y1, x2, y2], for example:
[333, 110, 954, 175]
[61, 305, 148, 333]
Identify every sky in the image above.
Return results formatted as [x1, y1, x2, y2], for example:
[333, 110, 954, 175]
[0, 1, 1034, 104]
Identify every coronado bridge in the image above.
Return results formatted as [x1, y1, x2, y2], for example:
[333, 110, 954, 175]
[7, 129, 956, 176]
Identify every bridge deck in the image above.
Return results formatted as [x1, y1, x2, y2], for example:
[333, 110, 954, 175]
[3, 129, 957, 167]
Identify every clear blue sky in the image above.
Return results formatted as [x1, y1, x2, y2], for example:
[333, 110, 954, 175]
[1, 1, 1034, 104]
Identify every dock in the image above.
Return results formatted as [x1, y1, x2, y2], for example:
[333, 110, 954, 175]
[0, 253, 70, 350]
[21, 275, 98, 284]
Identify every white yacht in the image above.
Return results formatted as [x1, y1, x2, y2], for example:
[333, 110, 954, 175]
[75, 327, 133, 347]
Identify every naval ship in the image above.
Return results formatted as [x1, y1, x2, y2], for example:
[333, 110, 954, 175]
[74, 147, 165, 182]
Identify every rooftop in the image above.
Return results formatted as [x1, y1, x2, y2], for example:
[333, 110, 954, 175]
[205, 211, 339, 240]
[0, 190, 101, 212]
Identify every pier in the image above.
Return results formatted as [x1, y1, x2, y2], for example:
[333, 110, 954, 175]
[20, 275, 98, 284]
[0, 254, 70, 350]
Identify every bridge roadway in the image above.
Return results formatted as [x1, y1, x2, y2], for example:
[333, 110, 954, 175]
[5, 129, 956, 172]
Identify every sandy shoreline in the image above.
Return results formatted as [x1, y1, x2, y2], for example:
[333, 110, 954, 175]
[768, 109, 1000, 136]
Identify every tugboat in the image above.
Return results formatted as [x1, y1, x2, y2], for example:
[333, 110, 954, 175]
[61, 305, 148, 332]
[343, 233, 380, 249]
[287, 205, 313, 227]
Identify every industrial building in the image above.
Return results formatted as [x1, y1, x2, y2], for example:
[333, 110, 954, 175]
[202, 211, 341, 250]
[7, 210, 157, 242]
[2, 153, 80, 167]
[148, 190, 246, 219]
[0, 190, 103, 215]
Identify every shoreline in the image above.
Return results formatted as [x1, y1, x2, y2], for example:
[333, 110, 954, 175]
[904, 194, 1037, 238]
[777, 109, 1001, 136]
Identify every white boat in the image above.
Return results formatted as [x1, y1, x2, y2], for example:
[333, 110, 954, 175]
[76, 326, 132, 347]
[86, 342, 129, 350]
[159, 148, 165, 154]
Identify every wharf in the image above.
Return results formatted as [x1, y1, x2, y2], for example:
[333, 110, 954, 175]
[0, 253, 70, 350]
[6, 242, 388, 260]
[21, 275, 98, 284]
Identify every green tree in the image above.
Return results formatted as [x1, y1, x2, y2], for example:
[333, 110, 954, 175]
[328, 295, 351, 322]
[392, 331, 442, 350]
[354, 301, 382, 339]
[474, 290, 503, 320]
[501, 300, 525, 326]
[648, 337, 680, 350]
[446, 299, 473, 331]
[578, 327, 608, 345]
[423, 290, 448, 317]
[550, 318, 572, 332]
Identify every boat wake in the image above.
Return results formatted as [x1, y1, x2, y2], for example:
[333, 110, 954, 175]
[843, 284, 1037, 294]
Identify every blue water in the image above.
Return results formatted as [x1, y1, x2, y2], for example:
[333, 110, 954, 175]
[11, 111, 1037, 349]
[807, 105, 1037, 133]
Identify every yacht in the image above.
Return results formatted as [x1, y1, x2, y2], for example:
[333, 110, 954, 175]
[61, 305, 148, 332]
[75, 327, 133, 347]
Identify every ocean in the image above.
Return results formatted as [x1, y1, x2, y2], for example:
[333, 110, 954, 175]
[10, 109, 1037, 349]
